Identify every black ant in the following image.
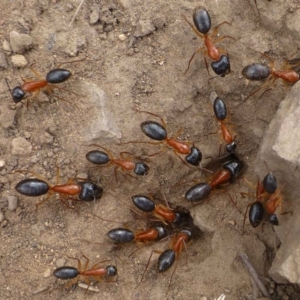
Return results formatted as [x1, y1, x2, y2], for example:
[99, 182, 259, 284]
[183, 6, 233, 76]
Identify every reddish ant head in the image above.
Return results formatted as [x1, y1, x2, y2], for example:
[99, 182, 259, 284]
[211, 55, 231, 77]
[193, 6, 211, 34]
[12, 86, 25, 103]
[46, 69, 72, 84]
[106, 265, 117, 276]
[134, 162, 149, 176]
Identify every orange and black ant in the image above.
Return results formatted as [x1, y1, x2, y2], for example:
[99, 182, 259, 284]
[212, 97, 237, 153]
[185, 154, 244, 202]
[15, 170, 103, 208]
[53, 253, 117, 290]
[242, 57, 300, 100]
[183, 6, 233, 76]
[9, 60, 84, 107]
[124, 110, 202, 167]
[85, 144, 149, 181]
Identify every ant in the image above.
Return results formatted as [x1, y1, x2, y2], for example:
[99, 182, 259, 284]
[85, 145, 149, 181]
[15, 171, 103, 208]
[242, 58, 300, 100]
[125, 110, 202, 167]
[9, 60, 84, 107]
[131, 194, 192, 227]
[183, 6, 233, 76]
[212, 97, 237, 153]
[107, 225, 167, 244]
[53, 253, 117, 290]
[185, 154, 244, 202]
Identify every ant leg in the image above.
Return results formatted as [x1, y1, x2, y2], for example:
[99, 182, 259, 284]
[214, 36, 235, 44]
[185, 48, 205, 74]
[81, 253, 90, 270]
[228, 193, 242, 214]
[67, 255, 83, 272]
[243, 204, 251, 232]
[30, 68, 44, 80]
[204, 56, 210, 75]
[134, 109, 168, 129]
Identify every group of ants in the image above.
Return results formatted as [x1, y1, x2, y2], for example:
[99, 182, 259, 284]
[9, 4, 298, 296]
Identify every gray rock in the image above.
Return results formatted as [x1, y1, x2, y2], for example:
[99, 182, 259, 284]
[55, 29, 86, 57]
[9, 31, 34, 54]
[0, 52, 8, 70]
[7, 196, 18, 211]
[191, 204, 218, 233]
[2, 40, 11, 53]
[11, 54, 28, 68]
[55, 258, 66, 268]
[11, 137, 32, 155]
[0, 212, 4, 222]
[89, 9, 99, 25]
[256, 82, 300, 284]
[32, 132, 53, 146]
[78, 81, 121, 143]
[133, 19, 156, 38]
[0, 104, 17, 129]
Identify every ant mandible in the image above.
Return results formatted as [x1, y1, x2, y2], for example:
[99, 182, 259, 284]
[125, 110, 202, 167]
[183, 6, 233, 76]
[53, 253, 117, 289]
[15, 170, 103, 208]
[85, 144, 149, 181]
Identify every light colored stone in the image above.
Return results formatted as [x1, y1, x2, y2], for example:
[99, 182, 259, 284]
[2, 40, 11, 52]
[11, 137, 32, 155]
[11, 54, 28, 68]
[78, 81, 121, 143]
[9, 31, 33, 54]
[55, 258, 66, 268]
[256, 82, 300, 284]
[118, 34, 126, 41]
[89, 9, 99, 25]
[133, 19, 156, 38]
[7, 196, 18, 211]
[43, 268, 51, 278]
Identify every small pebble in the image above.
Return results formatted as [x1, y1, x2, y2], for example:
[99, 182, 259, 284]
[76, 173, 88, 179]
[118, 34, 126, 41]
[11, 54, 28, 68]
[228, 220, 236, 226]
[0, 160, 5, 168]
[1, 220, 8, 228]
[2, 40, 11, 52]
[282, 296, 289, 300]
[0, 52, 8, 70]
[43, 268, 51, 278]
[200, 297, 208, 300]
[55, 258, 66, 268]
[7, 196, 18, 211]
[24, 131, 31, 139]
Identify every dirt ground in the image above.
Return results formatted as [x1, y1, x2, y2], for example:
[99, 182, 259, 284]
[1, 0, 300, 299]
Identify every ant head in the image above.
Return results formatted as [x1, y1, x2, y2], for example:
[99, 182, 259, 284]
[181, 228, 192, 240]
[106, 265, 117, 276]
[211, 55, 230, 77]
[185, 146, 202, 166]
[78, 181, 103, 201]
[155, 225, 168, 239]
[12, 86, 25, 103]
[268, 214, 279, 226]
[134, 162, 149, 176]
[226, 142, 237, 153]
